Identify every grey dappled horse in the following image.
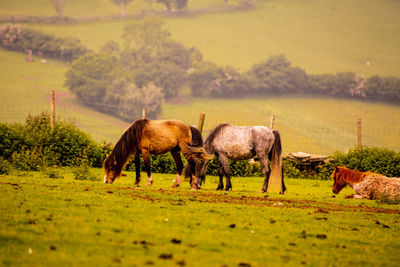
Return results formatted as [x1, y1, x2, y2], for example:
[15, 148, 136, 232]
[196, 124, 286, 193]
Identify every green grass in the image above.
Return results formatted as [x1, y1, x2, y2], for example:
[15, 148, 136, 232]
[1, 170, 400, 266]
[162, 96, 400, 154]
[6, 0, 398, 76]
[1, 0, 399, 153]
[0, 49, 129, 142]
[2, 47, 400, 153]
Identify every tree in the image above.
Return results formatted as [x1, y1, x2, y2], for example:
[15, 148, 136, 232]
[248, 54, 308, 94]
[131, 61, 186, 98]
[50, 0, 67, 22]
[157, 0, 173, 12]
[65, 53, 123, 105]
[157, 0, 187, 12]
[122, 16, 170, 66]
[188, 61, 222, 97]
[110, 0, 134, 17]
[104, 80, 163, 120]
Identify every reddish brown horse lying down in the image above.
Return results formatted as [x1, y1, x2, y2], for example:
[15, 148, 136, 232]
[332, 166, 400, 200]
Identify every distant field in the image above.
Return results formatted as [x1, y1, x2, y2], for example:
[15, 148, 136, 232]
[1, 0, 397, 76]
[0, 49, 130, 142]
[162, 96, 400, 154]
[1, 170, 399, 266]
[1, 49, 400, 154]
[1, 0, 399, 153]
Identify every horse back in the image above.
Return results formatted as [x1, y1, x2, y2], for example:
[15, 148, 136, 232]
[209, 125, 274, 159]
[140, 120, 191, 154]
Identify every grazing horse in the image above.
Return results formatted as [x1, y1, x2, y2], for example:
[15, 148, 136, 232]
[103, 119, 213, 189]
[187, 124, 286, 193]
[332, 166, 400, 200]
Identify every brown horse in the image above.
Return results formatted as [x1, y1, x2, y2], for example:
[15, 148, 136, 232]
[332, 166, 400, 200]
[103, 119, 213, 189]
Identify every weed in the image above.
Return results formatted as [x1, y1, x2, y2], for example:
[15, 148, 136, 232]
[72, 151, 98, 181]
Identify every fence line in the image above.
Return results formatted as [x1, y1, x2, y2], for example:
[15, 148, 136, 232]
[0, 100, 399, 155]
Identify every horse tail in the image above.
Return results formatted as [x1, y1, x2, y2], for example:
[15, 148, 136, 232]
[103, 119, 149, 178]
[269, 129, 286, 194]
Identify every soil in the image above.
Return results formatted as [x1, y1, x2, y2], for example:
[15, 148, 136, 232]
[106, 186, 400, 215]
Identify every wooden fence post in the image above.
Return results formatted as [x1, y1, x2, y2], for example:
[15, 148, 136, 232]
[26, 49, 33, 62]
[357, 118, 362, 150]
[269, 114, 275, 129]
[50, 90, 55, 128]
[142, 108, 146, 119]
[198, 112, 206, 134]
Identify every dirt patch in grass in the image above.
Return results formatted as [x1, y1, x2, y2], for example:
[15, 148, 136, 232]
[107, 187, 400, 215]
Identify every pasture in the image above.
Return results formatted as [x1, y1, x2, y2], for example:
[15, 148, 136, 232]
[1, 0, 399, 76]
[1, 170, 400, 266]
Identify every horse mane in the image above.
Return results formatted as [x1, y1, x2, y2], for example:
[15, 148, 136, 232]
[204, 124, 230, 152]
[189, 126, 204, 147]
[333, 166, 366, 184]
[103, 119, 149, 177]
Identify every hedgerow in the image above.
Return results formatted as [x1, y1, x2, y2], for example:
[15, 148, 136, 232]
[0, 113, 109, 170]
[0, 24, 88, 62]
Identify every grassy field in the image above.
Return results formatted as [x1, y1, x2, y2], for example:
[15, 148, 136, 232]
[1, 47, 400, 154]
[1, 170, 400, 266]
[162, 96, 400, 154]
[1, 0, 399, 153]
[0, 0, 397, 76]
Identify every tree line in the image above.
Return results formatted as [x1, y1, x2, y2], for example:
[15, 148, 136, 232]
[1, 19, 400, 122]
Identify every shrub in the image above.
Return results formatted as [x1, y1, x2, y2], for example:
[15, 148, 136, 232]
[11, 147, 51, 171]
[0, 24, 88, 61]
[0, 113, 107, 168]
[0, 157, 13, 175]
[72, 152, 98, 181]
[331, 147, 400, 177]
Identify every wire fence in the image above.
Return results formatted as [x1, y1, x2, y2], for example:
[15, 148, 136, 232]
[1, 101, 399, 155]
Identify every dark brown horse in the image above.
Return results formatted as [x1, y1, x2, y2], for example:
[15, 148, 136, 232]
[103, 119, 213, 189]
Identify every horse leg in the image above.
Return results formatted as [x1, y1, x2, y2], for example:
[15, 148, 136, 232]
[171, 150, 183, 188]
[134, 153, 141, 186]
[141, 149, 153, 186]
[216, 164, 224, 190]
[259, 156, 271, 193]
[219, 154, 232, 191]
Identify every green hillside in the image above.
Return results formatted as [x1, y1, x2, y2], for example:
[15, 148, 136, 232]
[0, 0, 399, 154]
[5, 0, 398, 76]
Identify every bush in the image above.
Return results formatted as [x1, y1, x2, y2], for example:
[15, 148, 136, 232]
[72, 152, 98, 181]
[0, 24, 89, 62]
[11, 147, 52, 171]
[330, 147, 400, 177]
[0, 113, 107, 168]
[0, 157, 12, 175]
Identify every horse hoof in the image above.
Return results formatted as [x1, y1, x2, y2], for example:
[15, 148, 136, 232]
[260, 190, 266, 193]
[171, 184, 180, 188]
[216, 187, 223, 190]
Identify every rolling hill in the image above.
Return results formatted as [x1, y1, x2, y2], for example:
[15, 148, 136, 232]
[0, 0, 399, 154]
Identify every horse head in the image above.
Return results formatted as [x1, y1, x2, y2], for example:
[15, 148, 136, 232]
[103, 155, 120, 184]
[332, 166, 348, 194]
